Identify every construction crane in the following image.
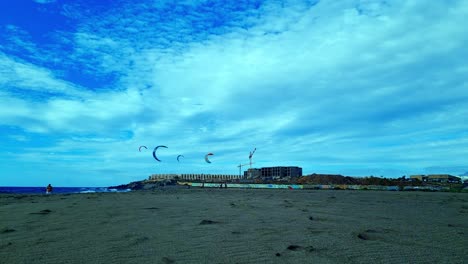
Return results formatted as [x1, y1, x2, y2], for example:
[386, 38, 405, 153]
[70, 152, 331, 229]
[248, 148, 256, 168]
[237, 162, 254, 177]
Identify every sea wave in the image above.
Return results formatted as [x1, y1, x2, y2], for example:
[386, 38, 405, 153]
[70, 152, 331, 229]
[0, 187, 132, 194]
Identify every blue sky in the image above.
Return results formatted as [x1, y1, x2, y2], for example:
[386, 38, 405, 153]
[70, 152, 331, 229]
[1, 0, 468, 187]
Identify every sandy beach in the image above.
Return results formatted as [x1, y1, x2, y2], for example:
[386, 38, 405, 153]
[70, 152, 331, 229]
[1, 189, 467, 264]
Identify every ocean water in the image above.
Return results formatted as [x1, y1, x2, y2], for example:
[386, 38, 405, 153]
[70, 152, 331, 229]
[0, 186, 131, 194]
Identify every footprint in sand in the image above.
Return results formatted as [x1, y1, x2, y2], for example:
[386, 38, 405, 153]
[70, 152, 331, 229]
[199, 219, 219, 225]
[30, 209, 52, 215]
[1, 228, 16, 234]
[279, 244, 315, 256]
[161, 257, 175, 263]
[356, 229, 389, 240]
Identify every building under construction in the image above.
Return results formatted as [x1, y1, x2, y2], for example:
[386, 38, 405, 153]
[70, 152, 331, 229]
[244, 166, 302, 180]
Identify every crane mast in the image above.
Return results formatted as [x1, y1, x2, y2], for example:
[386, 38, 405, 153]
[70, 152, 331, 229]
[249, 148, 256, 168]
[237, 162, 254, 177]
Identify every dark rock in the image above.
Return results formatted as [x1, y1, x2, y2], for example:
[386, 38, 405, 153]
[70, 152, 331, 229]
[108, 180, 176, 191]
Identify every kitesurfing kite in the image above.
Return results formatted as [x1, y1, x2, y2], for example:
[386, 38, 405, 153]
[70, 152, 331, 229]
[205, 153, 214, 163]
[153, 145, 168, 162]
[139, 146, 147, 152]
[177, 155, 184, 162]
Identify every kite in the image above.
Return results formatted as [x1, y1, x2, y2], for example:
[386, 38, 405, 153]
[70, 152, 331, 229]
[153, 145, 168, 162]
[204, 153, 214, 163]
[139, 146, 147, 152]
[177, 155, 184, 162]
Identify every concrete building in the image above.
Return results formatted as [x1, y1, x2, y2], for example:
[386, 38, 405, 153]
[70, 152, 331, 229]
[244, 168, 261, 179]
[244, 166, 303, 180]
[149, 173, 241, 182]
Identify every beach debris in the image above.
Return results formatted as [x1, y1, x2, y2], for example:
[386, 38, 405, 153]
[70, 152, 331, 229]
[161, 257, 175, 264]
[199, 219, 219, 225]
[1, 228, 16, 234]
[308, 216, 314, 221]
[153, 145, 168, 162]
[176, 154, 184, 162]
[204, 152, 214, 163]
[139, 145, 147, 152]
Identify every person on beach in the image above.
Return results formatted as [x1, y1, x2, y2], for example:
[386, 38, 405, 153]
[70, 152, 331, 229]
[46, 184, 53, 194]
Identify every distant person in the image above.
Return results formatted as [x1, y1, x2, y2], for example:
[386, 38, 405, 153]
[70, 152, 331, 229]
[46, 184, 53, 194]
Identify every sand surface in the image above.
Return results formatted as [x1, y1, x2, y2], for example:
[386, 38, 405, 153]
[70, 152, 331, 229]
[1, 189, 467, 264]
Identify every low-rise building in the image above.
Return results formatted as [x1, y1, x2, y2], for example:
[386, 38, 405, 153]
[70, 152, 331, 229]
[410, 175, 426, 181]
[244, 166, 303, 180]
[427, 174, 461, 183]
[409, 174, 461, 183]
[149, 173, 241, 182]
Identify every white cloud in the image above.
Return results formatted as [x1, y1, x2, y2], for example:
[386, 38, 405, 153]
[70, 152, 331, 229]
[34, 0, 56, 4]
[0, 52, 91, 98]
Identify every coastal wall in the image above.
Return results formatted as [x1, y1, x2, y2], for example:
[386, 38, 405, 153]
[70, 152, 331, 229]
[189, 183, 303, 189]
[177, 182, 452, 191]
